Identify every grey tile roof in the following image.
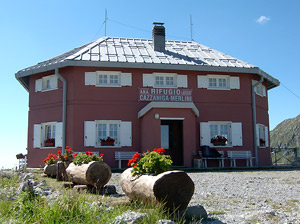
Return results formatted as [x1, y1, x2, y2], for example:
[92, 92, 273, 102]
[16, 37, 279, 90]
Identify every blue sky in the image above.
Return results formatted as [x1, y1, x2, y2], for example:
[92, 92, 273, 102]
[1, 0, 300, 168]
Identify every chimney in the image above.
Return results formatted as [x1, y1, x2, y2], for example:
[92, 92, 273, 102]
[152, 22, 165, 52]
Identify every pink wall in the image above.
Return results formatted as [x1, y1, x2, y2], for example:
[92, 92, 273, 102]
[26, 66, 271, 168]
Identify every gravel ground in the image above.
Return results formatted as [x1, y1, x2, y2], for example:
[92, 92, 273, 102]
[107, 169, 300, 224]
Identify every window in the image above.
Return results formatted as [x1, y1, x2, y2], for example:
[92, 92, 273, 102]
[200, 122, 243, 147]
[257, 124, 269, 147]
[154, 74, 176, 87]
[208, 75, 229, 89]
[33, 122, 62, 148]
[198, 75, 240, 90]
[84, 120, 132, 147]
[35, 75, 58, 92]
[253, 80, 267, 97]
[97, 121, 120, 146]
[85, 71, 132, 87]
[143, 73, 187, 88]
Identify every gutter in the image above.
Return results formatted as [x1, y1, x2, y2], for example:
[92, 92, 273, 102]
[252, 76, 264, 166]
[55, 68, 67, 154]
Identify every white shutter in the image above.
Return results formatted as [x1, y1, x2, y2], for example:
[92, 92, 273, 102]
[256, 124, 260, 146]
[49, 75, 58, 89]
[120, 73, 132, 86]
[200, 122, 210, 146]
[120, 121, 132, 147]
[84, 121, 96, 146]
[197, 75, 208, 88]
[35, 79, 42, 92]
[177, 74, 188, 88]
[231, 122, 243, 146]
[143, 73, 154, 87]
[33, 124, 42, 148]
[55, 122, 63, 147]
[230, 77, 240, 89]
[265, 126, 269, 147]
[85, 72, 97, 85]
[262, 85, 267, 97]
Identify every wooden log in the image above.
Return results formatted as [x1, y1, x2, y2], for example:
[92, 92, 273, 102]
[120, 168, 194, 211]
[66, 161, 111, 188]
[44, 164, 57, 177]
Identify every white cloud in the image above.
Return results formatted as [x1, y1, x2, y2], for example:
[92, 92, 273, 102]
[256, 16, 271, 24]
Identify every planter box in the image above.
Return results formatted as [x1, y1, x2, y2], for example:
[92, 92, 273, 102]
[45, 143, 55, 147]
[120, 168, 194, 211]
[213, 142, 226, 146]
[101, 142, 115, 146]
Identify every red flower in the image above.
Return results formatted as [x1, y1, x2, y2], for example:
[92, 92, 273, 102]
[100, 153, 104, 157]
[68, 147, 72, 152]
[65, 156, 68, 160]
[57, 150, 62, 155]
[153, 148, 165, 154]
[73, 153, 78, 158]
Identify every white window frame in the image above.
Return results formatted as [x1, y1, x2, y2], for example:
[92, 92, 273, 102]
[257, 124, 269, 148]
[207, 75, 230, 90]
[96, 71, 121, 87]
[35, 75, 58, 92]
[200, 121, 243, 147]
[154, 73, 177, 88]
[96, 120, 121, 147]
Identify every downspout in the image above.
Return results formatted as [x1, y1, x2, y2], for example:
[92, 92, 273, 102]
[252, 76, 264, 166]
[55, 68, 67, 154]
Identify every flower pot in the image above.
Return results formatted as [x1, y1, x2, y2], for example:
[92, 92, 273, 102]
[45, 142, 55, 147]
[44, 164, 57, 177]
[66, 161, 112, 188]
[120, 168, 194, 211]
[101, 142, 115, 146]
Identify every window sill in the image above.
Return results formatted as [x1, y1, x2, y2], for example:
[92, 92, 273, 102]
[207, 87, 230, 90]
[41, 146, 57, 149]
[95, 145, 122, 148]
[41, 87, 58, 92]
[95, 84, 121, 88]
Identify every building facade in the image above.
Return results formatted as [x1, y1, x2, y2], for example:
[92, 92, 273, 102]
[16, 24, 279, 168]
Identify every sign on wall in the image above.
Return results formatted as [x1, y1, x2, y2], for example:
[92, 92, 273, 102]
[139, 88, 192, 102]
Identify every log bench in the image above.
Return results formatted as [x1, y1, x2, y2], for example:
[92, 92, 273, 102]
[227, 150, 254, 167]
[115, 151, 138, 168]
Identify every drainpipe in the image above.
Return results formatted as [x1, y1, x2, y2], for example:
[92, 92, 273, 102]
[252, 76, 264, 166]
[55, 68, 67, 154]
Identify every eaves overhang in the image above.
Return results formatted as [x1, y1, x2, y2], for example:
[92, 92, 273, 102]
[15, 60, 280, 91]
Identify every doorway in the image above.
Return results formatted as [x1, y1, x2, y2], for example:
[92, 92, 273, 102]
[160, 120, 183, 166]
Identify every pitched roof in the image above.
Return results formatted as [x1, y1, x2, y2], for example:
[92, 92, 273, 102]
[16, 37, 279, 90]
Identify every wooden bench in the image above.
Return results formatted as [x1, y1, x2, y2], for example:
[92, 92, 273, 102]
[115, 151, 137, 169]
[227, 151, 254, 167]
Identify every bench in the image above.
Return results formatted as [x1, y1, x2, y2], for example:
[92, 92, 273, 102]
[227, 151, 254, 167]
[115, 151, 138, 169]
[197, 151, 225, 168]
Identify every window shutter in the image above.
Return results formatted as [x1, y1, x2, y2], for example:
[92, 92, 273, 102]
[256, 124, 260, 146]
[177, 74, 188, 88]
[49, 75, 58, 89]
[120, 121, 132, 147]
[265, 126, 269, 147]
[230, 77, 240, 89]
[143, 74, 154, 87]
[35, 79, 42, 92]
[120, 73, 132, 86]
[197, 75, 208, 88]
[85, 72, 97, 85]
[231, 122, 243, 146]
[84, 121, 96, 146]
[200, 122, 210, 146]
[262, 85, 267, 97]
[55, 122, 63, 147]
[33, 124, 42, 148]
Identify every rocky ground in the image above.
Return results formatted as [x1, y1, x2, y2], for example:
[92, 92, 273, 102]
[108, 169, 300, 224]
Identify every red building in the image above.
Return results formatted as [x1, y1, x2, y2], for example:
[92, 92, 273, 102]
[16, 23, 279, 168]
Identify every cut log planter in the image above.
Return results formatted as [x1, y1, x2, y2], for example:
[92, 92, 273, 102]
[44, 164, 58, 177]
[66, 161, 112, 188]
[120, 168, 194, 211]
